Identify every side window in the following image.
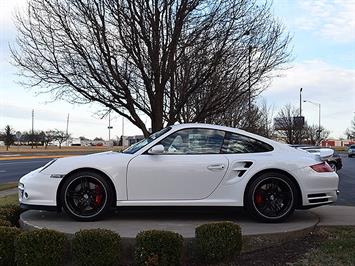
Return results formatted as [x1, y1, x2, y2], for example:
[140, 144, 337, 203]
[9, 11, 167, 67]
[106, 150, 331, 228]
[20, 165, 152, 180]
[222, 132, 274, 154]
[159, 128, 225, 154]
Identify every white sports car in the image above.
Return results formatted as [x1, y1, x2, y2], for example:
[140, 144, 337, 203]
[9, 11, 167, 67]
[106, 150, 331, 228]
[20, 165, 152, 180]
[19, 123, 339, 222]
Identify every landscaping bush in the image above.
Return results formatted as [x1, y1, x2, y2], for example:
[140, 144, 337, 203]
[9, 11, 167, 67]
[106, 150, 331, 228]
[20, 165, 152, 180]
[135, 230, 184, 266]
[195, 221, 242, 264]
[0, 219, 12, 227]
[15, 229, 67, 266]
[0, 226, 21, 266]
[72, 229, 121, 266]
[0, 204, 22, 226]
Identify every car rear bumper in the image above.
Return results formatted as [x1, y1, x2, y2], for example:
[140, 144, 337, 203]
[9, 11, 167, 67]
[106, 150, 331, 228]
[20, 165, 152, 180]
[293, 166, 339, 207]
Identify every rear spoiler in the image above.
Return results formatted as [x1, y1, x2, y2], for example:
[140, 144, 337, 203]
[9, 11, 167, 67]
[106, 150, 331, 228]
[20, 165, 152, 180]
[319, 148, 334, 161]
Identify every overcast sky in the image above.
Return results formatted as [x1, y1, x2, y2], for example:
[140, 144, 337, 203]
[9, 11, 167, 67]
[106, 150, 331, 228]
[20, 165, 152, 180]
[0, 0, 354, 139]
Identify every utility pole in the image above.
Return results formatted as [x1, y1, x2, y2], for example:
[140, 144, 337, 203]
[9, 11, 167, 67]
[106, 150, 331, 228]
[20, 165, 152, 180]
[31, 109, 34, 149]
[66, 113, 70, 146]
[107, 110, 113, 141]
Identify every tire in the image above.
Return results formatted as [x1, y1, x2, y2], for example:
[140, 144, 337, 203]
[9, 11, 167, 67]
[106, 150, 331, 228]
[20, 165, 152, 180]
[245, 172, 297, 223]
[60, 171, 113, 221]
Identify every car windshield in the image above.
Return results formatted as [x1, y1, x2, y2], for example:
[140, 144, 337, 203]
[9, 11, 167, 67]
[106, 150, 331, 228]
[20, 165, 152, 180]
[122, 127, 172, 154]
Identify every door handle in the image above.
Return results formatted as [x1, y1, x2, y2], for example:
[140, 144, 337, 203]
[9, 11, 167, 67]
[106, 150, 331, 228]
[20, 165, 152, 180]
[207, 164, 225, 170]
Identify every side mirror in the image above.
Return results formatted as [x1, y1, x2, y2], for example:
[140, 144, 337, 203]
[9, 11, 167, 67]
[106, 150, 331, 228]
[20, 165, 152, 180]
[320, 148, 334, 161]
[148, 144, 165, 155]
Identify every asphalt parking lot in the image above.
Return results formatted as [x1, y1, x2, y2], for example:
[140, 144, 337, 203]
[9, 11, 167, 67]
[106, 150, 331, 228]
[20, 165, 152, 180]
[336, 154, 355, 206]
[0, 154, 354, 205]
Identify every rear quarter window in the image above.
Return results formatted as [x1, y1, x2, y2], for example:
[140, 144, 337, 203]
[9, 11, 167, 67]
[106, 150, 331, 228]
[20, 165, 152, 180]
[221, 132, 274, 154]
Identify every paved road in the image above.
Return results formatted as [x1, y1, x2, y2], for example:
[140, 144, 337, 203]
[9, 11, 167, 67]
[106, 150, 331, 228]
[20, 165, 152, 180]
[0, 158, 52, 183]
[336, 154, 355, 206]
[0, 155, 354, 205]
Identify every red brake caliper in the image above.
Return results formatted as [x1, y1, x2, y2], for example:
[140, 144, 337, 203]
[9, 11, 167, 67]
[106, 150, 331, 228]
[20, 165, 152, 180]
[255, 190, 264, 205]
[95, 185, 103, 205]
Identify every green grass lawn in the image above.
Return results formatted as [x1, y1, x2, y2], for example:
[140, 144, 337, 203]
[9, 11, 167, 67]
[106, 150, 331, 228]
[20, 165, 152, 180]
[0, 182, 17, 192]
[296, 227, 355, 265]
[0, 194, 19, 206]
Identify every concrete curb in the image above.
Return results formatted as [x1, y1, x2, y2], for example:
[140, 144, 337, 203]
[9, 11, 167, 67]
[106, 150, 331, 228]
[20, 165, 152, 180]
[19, 209, 319, 264]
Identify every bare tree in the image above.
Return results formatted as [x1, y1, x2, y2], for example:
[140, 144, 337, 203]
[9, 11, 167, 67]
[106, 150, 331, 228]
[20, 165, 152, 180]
[12, 0, 291, 136]
[53, 130, 70, 149]
[274, 104, 305, 144]
[304, 125, 330, 145]
[345, 115, 355, 140]
[43, 130, 56, 148]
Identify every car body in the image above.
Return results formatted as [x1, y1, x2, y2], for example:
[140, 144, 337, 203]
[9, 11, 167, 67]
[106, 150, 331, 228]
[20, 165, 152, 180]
[19, 123, 339, 222]
[293, 146, 342, 172]
[348, 145, 355, 158]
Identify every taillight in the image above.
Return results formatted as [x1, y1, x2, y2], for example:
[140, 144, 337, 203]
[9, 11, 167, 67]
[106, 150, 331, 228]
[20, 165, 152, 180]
[310, 162, 333, 172]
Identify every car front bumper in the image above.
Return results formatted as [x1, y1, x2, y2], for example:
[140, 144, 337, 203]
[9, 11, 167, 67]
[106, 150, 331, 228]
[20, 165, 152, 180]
[18, 168, 61, 208]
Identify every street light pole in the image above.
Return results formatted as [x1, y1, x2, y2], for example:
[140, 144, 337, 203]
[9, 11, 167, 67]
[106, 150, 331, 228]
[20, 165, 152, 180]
[304, 100, 321, 143]
[299, 88, 303, 116]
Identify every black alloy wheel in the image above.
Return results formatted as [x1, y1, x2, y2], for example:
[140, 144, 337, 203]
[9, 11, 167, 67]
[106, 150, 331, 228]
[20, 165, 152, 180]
[60, 171, 113, 221]
[245, 172, 297, 222]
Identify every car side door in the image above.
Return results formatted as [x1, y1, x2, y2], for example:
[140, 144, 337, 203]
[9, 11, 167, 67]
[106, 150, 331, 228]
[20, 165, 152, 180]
[126, 128, 228, 200]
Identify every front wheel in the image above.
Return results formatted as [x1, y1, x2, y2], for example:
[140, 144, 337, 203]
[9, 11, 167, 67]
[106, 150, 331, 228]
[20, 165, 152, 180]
[60, 171, 113, 221]
[245, 172, 297, 223]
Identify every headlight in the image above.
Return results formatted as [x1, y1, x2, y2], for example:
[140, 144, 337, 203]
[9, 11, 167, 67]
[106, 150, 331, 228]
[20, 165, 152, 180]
[18, 182, 24, 189]
[39, 159, 57, 172]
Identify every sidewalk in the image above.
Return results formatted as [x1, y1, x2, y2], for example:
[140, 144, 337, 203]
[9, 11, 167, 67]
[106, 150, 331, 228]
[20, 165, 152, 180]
[311, 205, 355, 226]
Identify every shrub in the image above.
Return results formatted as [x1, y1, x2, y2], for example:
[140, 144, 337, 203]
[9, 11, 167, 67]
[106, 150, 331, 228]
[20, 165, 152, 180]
[0, 226, 21, 266]
[72, 229, 121, 266]
[135, 230, 184, 266]
[15, 229, 67, 266]
[195, 221, 242, 264]
[0, 219, 12, 227]
[0, 204, 22, 226]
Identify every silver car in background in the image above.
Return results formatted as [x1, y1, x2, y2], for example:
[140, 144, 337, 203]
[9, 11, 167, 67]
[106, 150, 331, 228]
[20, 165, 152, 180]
[348, 145, 355, 158]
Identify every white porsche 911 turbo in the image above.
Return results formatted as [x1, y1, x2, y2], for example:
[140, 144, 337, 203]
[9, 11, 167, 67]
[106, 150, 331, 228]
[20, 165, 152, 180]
[18, 123, 339, 222]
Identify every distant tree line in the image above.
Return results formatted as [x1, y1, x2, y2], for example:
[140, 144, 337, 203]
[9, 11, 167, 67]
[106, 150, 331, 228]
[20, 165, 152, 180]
[0, 126, 70, 150]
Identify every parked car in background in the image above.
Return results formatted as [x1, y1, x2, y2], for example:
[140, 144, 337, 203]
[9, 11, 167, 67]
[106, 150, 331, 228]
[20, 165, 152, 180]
[292, 146, 342, 172]
[348, 145, 355, 158]
[19, 124, 339, 223]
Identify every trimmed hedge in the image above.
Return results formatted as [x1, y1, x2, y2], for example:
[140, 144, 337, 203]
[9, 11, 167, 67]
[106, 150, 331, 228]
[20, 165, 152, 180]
[15, 229, 67, 266]
[72, 229, 121, 266]
[195, 221, 242, 264]
[0, 219, 12, 227]
[135, 230, 184, 266]
[0, 204, 22, 226]
[0, 226, 21, 266]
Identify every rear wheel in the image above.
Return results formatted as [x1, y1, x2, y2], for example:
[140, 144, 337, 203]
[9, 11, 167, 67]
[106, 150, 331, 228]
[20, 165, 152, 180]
[245, 172, 297, 223]
[60, 171, 113, 221]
